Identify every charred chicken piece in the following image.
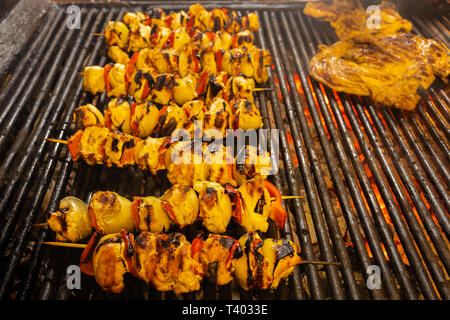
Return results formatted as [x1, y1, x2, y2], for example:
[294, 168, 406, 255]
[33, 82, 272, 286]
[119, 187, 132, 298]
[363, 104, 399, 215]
[192, 234, 243, 286]
[132, 232, 203, 294]
[309, 32, 450, 110]
[193, 181, 232, 234]
[237, 177, 271, 233]
[303, 0, 412, 40]
[233, 145, 272, 186]
[131, 196, 171, 233]
[160, 184, 200, 228]
[234, 232, 301, 290]
[74, 104, 105, 129]
[47, 196, 91, 243]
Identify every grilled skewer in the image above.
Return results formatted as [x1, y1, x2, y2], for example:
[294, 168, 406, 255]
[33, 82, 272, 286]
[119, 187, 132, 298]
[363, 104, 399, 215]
[74, 97, 263, 139]
[44, 230, 338, 294]
[46, 128, 274, 186]
[46, 178, 287, 243]
[104, 4, 260, 54]
[83, 60, 271, 106]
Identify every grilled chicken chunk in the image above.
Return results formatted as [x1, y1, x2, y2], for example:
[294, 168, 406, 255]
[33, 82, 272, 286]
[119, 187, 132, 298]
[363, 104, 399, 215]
[132, 232, 203, 294]
[47, 196, 91, 243]
[309, 32, 450, 110]
[193, 181, 232, 233]
[304, 0, 412, 40]
[192, 234, 243, 286]
[234, 232, 301, 290]
[238, 177, 271, 233]
[160, 185, 200, 228]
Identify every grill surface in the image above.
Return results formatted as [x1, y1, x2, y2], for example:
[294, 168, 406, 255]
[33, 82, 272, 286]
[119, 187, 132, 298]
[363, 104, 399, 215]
[0, 1, 448, 300]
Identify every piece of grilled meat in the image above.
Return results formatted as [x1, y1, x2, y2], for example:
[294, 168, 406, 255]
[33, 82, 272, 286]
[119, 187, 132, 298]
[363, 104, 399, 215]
[309, 32, 450, 110]
[303, 0, 412, 40]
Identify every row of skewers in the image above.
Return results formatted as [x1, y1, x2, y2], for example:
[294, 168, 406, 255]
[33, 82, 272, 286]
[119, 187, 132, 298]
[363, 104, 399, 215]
[40, 4, 323, 297]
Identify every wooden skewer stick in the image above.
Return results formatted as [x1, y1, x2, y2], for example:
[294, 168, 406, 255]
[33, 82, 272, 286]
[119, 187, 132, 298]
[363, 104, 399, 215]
[41, 242, 341, 266]
[42, 242, 87, 249]
[93, 33, 104, 37]
[45, 138, 68, 144]
[253, 88, 272, 92]
[33, 223, 48, 227]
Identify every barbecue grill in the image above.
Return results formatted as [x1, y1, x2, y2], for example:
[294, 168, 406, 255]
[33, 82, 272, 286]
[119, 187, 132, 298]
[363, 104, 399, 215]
[0, 1, 448, 301]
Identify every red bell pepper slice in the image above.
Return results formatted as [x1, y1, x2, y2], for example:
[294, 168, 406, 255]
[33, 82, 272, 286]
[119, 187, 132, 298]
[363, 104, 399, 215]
[164, 15, 173, 28]
[88, 206, 101, 234]
[231, 34, 237, 48]
[264, 180, 287, 229]
[167, 30, 175, 48]
[67, 130, 83, 161]
[125, 51, 139, 93]
[196, 71, 209, 96]
[130, 197, 142, 230]
[225, 240, 241, 268]
[191, 234, 204, 258]
[192, 50, 201, 73]
[142, 18, 152, 26]
[161, 200, 178, 224]
[205, 32, 215, 42]
[104, 64, 112, 93]
[141, 80, 151, 100]
[130, 102, 138, 133]
[79, 232, 101, 276]
[104, 109, 112, 130]
[215, 50, 224, 72]
[224, 185, 243, 224]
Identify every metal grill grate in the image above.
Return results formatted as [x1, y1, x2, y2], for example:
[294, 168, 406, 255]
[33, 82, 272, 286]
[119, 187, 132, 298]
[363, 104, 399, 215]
[0, 2, 448, 300]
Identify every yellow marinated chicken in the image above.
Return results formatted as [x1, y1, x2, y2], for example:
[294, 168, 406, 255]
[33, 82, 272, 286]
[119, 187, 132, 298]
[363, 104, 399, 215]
[237, 177, 271, 233]
[193, 234, 243, 286]
[203, 98, 231, 138]
[47, 196, 91, 243]
[88, 191, 134, 235]
[165, 140, 208, 186]
[132, 196, 171, 233]
[303, 0, 412, 40]
[160, 184, 199, 228]
[193, 181, 232, 234]
[132, 232, 203, 294]
[82, 66, 105, 95]
[90, 232, 134, 293]
[76, 126, 110, 165]
[173, 74, 198, 105]
[309, 32, 450, 110]
[136, 136, 169, 174]
[105, 97, 132, 134]
[226, 75, 255, 102]
[130, 101, 160, 138]
[103, 130, 140, 168]
[107, 45, 130, 65]
[234, 232, 301, 290]
[104, 21, 130, 49]
[230, 99, 263, 131]
[152, 103, 188, 137]
[73, 104, 105, 129]
[107, 63, 127, 97]
[203, 143, 237, 187]
[233, 145, 272, 186]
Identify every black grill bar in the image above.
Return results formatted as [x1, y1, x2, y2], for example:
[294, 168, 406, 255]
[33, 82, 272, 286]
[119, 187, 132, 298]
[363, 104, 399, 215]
[0, 2, 449, 300]
[0, 7, 59, 123]
[254, 14, 326, 300]
[0, 8, 105, 299]
[264, 10, 363, 300]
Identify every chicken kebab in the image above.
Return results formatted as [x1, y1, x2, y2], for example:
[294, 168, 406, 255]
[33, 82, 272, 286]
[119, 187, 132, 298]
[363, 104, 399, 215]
[47, 176, 286, 242]
[75, 230, 301, 294]
[75, 96, 263, 139]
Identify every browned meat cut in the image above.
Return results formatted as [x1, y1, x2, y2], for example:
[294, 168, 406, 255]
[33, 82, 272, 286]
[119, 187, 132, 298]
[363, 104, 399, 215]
[309, 33, 450, 110]
[304, 0, 412, 40]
